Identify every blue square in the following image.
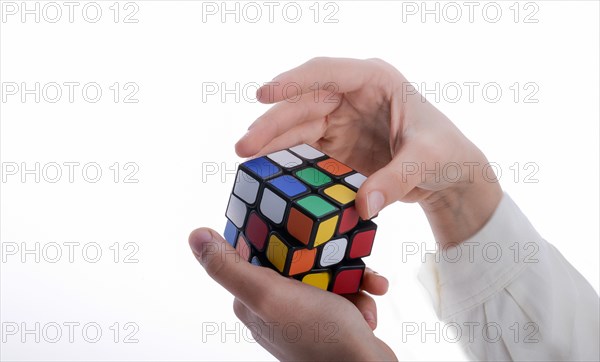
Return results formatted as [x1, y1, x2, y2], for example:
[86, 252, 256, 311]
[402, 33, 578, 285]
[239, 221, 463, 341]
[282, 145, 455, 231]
[243, 157, 280, 179]
[251, 256, 262, 266]
[224, 220, 238, 248]
[269, 175, 308, 198]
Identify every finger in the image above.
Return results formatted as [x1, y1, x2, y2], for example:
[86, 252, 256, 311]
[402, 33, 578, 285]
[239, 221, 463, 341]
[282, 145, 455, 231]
[355, 153, 422, 220]
[256, 57, 377, 104]
[250, 118, 326, 158]
[344, 291, 378, 330]
[362, 268, 389, 296]
[235, 90, 341, 157]
[189, 228, 278, 315]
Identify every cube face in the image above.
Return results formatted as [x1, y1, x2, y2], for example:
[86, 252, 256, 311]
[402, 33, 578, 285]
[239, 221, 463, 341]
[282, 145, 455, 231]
[224, 144, 377, 294]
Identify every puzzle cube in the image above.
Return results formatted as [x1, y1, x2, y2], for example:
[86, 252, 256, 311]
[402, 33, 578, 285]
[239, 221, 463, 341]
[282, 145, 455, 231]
[224, 144, 377, 294]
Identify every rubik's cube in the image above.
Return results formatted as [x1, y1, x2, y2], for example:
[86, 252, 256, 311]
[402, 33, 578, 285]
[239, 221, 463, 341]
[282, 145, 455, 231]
[223, 144, 377, 294]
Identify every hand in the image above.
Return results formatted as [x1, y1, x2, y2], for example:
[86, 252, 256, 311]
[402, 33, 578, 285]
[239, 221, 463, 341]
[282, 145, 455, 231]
[236, 57, 503, 247]
[189, 228, 397, 361]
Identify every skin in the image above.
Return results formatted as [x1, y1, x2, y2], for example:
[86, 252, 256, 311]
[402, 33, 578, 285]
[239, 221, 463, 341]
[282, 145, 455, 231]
[189, 57, 503, 361]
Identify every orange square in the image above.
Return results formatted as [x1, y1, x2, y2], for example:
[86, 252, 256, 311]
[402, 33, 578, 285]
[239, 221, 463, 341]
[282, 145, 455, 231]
[287, 207, 313, 245]
[317, 158, 353, 176]
[289, 248, 317, 275]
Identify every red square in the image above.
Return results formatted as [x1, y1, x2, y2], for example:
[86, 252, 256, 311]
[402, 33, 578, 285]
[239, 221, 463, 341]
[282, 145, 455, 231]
[332, 269, 363, 294]
[245, 212, 268, 251]
[338, 206, 359, 234]
[349, 229, 376, 259]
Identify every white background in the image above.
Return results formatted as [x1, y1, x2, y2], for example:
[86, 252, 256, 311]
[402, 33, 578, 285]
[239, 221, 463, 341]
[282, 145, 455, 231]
[1, 1, 598, 361]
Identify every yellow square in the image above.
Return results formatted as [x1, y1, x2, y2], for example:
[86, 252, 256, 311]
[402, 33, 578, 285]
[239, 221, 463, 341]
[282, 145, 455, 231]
[266, 235, 288, 273]
[302, 272, 330, 290]
[324, 184, 356, 205]
[314, 215, 339, 247]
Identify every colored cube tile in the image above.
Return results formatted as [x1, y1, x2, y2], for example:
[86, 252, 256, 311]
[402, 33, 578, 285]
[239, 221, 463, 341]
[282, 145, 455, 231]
[317, 237, 347, 267]
[244, 211, 269, 252]
[294, 167, 332, 189]
[225, 194, 248, 229]
[240, 156, 281, 181]
[259, 175, 309, 226]
[224, 143, 378, 295]
[250, 255, 262, 266]
[343, 172, 367, 191]
[321, 183, 360, 234]
[224, 219, 239, 248]
[267, 150, 303, 170]
[289, 144, 325, 161]
[316, 158, 353, 177]
[266, 231, 317, 276]
[236, 233, 253, 262]
[299, 269, 331, 291]
[331, 259, 365, 294]
[347, 221, 377, 259]
[287, 195, 339, 248]
[232, 169, 261, 206]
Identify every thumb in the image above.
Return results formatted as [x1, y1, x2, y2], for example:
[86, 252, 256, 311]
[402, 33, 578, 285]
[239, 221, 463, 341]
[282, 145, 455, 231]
[188, 227, 274, 313]
[355, 157, 421, 220]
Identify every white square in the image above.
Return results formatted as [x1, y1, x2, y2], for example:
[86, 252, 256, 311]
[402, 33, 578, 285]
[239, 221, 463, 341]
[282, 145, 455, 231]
[289, 144, 324, 160]
[226, 194, 247, 228]
[267, 150, 302, 169]
[344, 173, 367, 190]
[320, 238, 347, 267]
[233, 170, 259, 204]
[259, 188, 287, 224]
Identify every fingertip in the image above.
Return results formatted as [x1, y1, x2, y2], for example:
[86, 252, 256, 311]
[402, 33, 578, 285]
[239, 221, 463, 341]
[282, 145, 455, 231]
[363, 268, 389, 296]
[355, 186, 384, 220]
[188, 227, 214, 250]
[256, 84, 280, 104]
[362, 310, 377, 331]
[235, 129, 263, 158]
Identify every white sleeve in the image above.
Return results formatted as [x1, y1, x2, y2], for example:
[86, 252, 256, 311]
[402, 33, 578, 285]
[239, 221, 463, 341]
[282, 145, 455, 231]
[418, 193, 599, 361]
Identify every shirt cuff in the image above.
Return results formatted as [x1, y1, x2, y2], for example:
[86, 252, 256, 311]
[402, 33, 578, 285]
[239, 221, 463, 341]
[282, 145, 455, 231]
[418, 192, 544, 320]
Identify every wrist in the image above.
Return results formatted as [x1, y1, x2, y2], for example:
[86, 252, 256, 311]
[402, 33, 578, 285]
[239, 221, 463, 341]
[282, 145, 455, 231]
[419, 160, 503, 248]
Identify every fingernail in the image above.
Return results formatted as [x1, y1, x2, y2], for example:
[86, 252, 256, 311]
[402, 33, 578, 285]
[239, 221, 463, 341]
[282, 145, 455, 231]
[362, 311, 376, 329]
[190, 229, 213, 261]
[367, 191, 384, 219]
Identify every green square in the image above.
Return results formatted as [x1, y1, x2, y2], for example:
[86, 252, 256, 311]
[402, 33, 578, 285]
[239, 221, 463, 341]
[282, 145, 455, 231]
[295, 167, 332, 187]
[297, 195, 337, 217]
